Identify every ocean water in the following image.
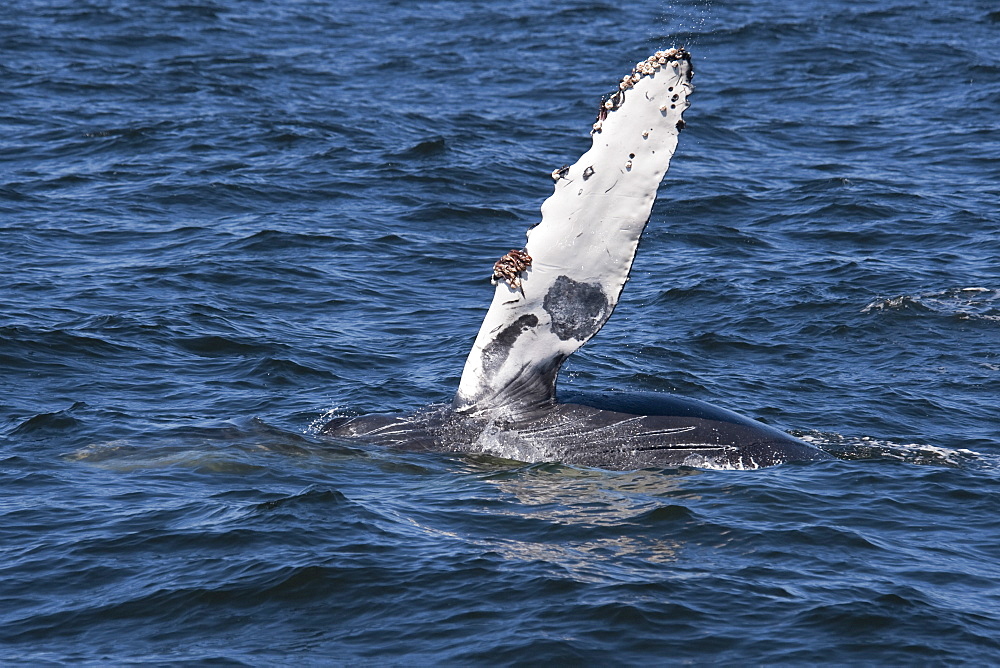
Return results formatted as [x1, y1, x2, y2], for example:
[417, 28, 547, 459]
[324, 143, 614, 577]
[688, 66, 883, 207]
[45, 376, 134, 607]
[2, 0, 999, 663]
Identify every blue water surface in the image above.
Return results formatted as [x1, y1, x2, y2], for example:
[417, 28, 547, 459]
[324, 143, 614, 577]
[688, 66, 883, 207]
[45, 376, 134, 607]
[2, 0, 999, 663]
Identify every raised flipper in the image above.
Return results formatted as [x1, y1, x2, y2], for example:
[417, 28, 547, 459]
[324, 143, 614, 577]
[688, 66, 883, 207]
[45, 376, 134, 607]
[454, 49, 694, 416]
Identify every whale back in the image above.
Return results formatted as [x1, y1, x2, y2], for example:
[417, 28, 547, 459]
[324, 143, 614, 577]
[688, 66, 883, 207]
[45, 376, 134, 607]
[454, 50, 694, 416]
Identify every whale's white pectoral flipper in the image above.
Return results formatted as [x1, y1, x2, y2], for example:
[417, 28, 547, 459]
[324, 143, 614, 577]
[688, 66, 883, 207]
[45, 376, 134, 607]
[329, 47, 827, 468]
[454, 49, 694, 416]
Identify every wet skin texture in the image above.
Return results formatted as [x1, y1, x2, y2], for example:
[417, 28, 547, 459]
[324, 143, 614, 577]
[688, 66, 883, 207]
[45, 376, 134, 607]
[323, 391, 831, 470]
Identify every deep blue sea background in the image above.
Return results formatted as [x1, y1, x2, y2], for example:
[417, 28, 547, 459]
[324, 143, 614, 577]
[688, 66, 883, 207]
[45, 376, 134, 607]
[2, 0, 999, 663]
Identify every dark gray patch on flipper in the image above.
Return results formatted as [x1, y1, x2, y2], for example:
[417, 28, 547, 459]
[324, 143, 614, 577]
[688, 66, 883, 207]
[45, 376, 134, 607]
[481, 314, 539, 371]
[543, 275, 610, 341]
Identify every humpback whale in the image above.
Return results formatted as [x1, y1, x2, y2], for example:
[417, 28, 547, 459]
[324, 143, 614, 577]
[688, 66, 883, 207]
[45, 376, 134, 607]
[323, 48, 831, 469]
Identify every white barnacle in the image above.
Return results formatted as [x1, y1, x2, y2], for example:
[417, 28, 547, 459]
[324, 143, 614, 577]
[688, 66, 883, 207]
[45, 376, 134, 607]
[642, 130, 650, 138]
[591, 120, 603, 133]
[604, 99, 614, 110]
[630, 73, 641, 83]
[658, 56, 667, 64]
[625, 159, 632, 169]
[635, 61, 646, 71]
[670, 61, 679, 68]
[659, 104, 669, 112]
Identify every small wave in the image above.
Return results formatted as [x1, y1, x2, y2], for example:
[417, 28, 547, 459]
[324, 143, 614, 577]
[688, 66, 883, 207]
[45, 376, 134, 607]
[862, 287, 998, 321]
[799, 432, 980, 468]
[8, 402, 89, 438]
[388, 136, 449, 160]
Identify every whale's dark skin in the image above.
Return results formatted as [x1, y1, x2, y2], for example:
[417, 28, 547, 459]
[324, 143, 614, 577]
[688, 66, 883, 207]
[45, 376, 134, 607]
[322, 392, 831, 470]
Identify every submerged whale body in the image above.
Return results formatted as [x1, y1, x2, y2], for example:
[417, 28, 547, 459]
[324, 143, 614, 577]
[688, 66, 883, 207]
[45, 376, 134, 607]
[323, 48, 831, 469]
[325, 391, 827, 470]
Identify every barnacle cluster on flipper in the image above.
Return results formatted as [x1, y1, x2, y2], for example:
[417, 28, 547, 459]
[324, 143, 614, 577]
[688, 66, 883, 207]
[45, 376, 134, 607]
[491, 248, 532, 290]
[592, 47, 692, 135]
